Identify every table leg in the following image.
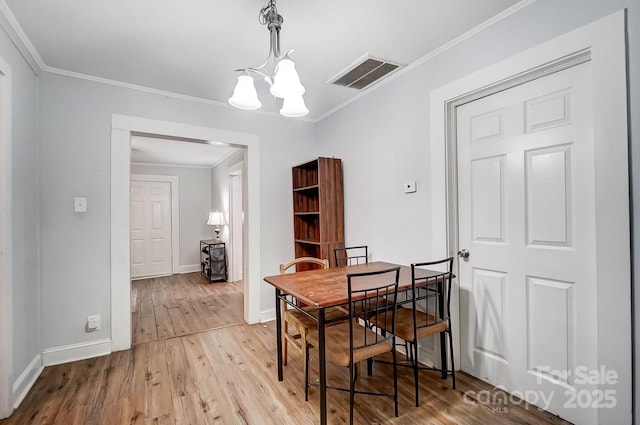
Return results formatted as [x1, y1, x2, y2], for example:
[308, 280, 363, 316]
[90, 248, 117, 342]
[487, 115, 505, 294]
[275, 288, 283, 381]
[318, 308, 327, 425]
[438, 279, 447, 379]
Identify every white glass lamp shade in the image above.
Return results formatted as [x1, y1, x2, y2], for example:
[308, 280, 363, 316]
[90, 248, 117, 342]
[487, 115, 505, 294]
[228, 75, 262, 110]
[280, 94, 309, 118]
[269, 59, 305, 99]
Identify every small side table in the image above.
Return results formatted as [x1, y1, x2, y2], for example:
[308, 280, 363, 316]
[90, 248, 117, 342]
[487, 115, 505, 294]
[200, 240, 227, 283]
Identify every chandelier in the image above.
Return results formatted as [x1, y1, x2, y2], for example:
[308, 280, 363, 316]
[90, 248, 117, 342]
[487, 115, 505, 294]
[228, 0, 308, 118]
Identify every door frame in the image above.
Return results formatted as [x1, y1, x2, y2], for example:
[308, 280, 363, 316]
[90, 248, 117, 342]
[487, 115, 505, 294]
[0, 54, 13, 418]
[111, 115, 261, 351]
[130, 174, 180, 277]
[228, 161, 243, 282]
[429, 11, 630, 423]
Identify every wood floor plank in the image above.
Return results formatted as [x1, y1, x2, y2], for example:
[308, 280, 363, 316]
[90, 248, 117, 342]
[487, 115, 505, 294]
[167, 306, 190, 337]
[140, 300, 155, 317]
[176, 297, 202, 333]
[1, 274, 573, 425]
[133, 315, 159, 345]
[154, 304, 175, 340]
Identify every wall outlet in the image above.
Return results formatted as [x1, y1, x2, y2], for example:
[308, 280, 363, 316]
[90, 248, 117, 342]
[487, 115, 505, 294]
[86, 314, 101, 332]
[74, 197, 88, 213]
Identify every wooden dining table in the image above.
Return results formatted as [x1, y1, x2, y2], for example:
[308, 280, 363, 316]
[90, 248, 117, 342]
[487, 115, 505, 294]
[263, 261, 449, 425]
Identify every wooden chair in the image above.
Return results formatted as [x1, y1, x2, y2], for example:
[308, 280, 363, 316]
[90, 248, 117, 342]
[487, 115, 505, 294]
[370, 257, 455, 407]
[280, 257, 345, 373]
[305, 267, 400, 425]
[334, 245, 368, 267]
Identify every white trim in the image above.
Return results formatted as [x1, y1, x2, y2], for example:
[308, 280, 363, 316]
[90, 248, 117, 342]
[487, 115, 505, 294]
[131, 174, 180, 276]
[131, 273, 171, 281]
[0, 0, 534, 123]
[313, 0, 537, 122]
[46, 66, 305, 121]
[429, 11, 630, 424]
[179, 264, 200, 274]
[0, 53, 13, 419]
[131, 161, 212, 170]
[42, 339, 112, 367]
[228, 161, 244, 282]
[0, 1, 42, 74]
[11, 355, 43, 410]
[111, 115, 261, 352]
[260, 308, 276, 324]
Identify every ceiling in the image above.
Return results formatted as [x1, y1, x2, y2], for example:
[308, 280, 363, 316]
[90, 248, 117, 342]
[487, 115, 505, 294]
[4, 0, 524, 122]
[130, 134, 238, 168]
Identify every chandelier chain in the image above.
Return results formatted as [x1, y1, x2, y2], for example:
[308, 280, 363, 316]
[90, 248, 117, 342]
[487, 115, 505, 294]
[259, 0, 278, 25]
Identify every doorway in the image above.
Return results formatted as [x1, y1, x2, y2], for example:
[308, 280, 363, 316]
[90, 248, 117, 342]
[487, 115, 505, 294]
[130, 175, 180, 279]
[457, 61, 596, 424]
[429, 12, 630, 424]
[0, 56, 12, 419]
[111, 115, 262, 352]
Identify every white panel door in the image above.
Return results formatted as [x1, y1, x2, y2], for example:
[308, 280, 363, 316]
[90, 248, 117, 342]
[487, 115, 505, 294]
[457, 62, 598, 424]
[130, 180, 173, 278]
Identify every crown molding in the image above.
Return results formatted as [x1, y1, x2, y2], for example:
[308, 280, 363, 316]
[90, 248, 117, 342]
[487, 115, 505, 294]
[312, 0, 538, 122]
[0, 0, 43, 75]
[131, 161, 212, 170]
[0, 0, 535, 123]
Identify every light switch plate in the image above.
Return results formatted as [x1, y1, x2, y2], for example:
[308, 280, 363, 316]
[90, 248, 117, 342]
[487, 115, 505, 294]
[74, 197, 87, 213]
[404, 181, 417, 193]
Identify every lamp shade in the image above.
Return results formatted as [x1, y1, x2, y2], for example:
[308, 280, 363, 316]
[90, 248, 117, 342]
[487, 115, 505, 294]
[270, 59, 305, 99]
[280, 94, 309, 118]
[207, 211, 225, 226]
[229, 75, 262, 110]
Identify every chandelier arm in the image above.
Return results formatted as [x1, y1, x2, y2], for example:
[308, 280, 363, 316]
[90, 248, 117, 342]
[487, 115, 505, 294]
[233, 1, 283, 74]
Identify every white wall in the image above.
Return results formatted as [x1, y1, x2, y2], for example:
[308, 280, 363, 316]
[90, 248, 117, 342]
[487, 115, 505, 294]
[3, 0, 640, 420]
[0, 11, 42, 412]
[38, 71, 316, 350]
[131, 164, 213, 269]
[317, 0, 635, 264]
[315, 0, 640, 422]
[210, 149, 245, 244]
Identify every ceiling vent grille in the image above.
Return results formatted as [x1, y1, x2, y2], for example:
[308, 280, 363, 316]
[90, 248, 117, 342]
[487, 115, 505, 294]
[328, 55, 404, 90]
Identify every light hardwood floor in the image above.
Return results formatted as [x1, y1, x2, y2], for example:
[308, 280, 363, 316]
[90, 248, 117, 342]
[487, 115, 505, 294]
[1, 273, 571, 425]
[131, 273, 244, 345]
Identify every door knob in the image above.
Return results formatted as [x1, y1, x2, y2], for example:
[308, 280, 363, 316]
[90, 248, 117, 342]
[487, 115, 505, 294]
[458, 249, 469, 259]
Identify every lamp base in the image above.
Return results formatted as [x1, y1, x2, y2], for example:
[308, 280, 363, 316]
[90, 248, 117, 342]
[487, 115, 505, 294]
[212, 228, 222, 243]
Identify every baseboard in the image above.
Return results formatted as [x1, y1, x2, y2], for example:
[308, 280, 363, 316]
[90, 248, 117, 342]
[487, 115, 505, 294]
[12, 354, 44, 409]
[42, 338, 112, 367]
[179, 264, 200, 274]
[260, 308, 276, 323]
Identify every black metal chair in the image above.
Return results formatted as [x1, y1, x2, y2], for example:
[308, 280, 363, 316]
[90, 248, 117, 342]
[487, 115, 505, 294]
[305, 267, 400, 425]
[334, 245, 368, 267]
[370, 257, 455, 407]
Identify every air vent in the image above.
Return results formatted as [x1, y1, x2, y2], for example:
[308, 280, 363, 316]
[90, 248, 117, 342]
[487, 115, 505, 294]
[329, 55, 404, 90]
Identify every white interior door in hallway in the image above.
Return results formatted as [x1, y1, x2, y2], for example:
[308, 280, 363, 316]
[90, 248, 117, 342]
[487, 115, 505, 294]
[130, 180, 173, 278]
[457, 62, 599, 425]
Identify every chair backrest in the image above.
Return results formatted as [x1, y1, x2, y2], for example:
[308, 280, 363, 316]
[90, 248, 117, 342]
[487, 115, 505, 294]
[280, 257, 329, 274]
[334, 245, 368, 267]
[346, 267, 400, 355]
[410, 257, 454, 334]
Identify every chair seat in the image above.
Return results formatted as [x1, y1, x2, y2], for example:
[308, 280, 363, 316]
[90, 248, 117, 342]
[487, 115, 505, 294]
[308, 322, 393, 367]
[284, 306, 347, 330]
[371, 308, 448, 342]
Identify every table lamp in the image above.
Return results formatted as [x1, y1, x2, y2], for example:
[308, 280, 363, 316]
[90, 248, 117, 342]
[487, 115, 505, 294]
[207, 211, 225, 242]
